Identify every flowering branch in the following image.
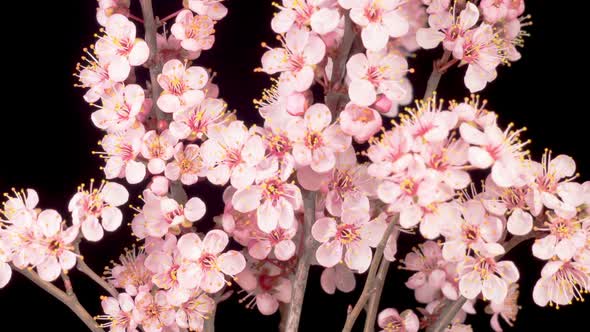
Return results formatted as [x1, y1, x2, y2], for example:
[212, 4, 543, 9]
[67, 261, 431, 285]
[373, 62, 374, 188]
[282, 190, 316, 332]
[342, 216, 398, 332]
[12, 264, 104, 332]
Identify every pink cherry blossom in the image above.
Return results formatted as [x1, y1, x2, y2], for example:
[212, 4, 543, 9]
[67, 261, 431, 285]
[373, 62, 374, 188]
[256, 75, 310, 119]
[341, 0, 409, 51]
[533, 260, 590, 308]
[376, 308, 420, 332]
[236, 262, 292, 315]
[200, 121, 265, 189]
[91, 84, 145, 133]
[100, 125, 147, 184]
[320, 264, 356, 294]
[164, 143, 203, 185]
[94, 14, 149, 80]
[256, 122, 296, 181]
[176, 291, 215, 331]
[188, 0, 228, 20]
[402, 240, 448, 303]
[339, 102, 382, 142]
[133, 290, 176, 332]
[416, 2, 479, 51]
[176, 230, 246, 293]
[450, 95, 498, 128]
[480, 0, 525, 23]
[288, 103, 351, 172]
[261, 28, 326, 92]
[485, 283, 519, 332]
[141, 130, 179, 175]
[312, 194, 386, 273]
[96, 0, 130, 27]
[105, 246, 152, 296]
[69, 180, 129, 241]
[247, 222, 298, 261]
[171, 10, 216, 52]
[232, 175, 302, 233]
[457, 249, 519, 303]
[459, 122, 529, 187]
[35, 209, 79, 281]
[402, 98, 458, 148]
[441, 200, 503, 262]
[144, 248, 194, 305]
[532, 214, 586, 261]
[157, 59, 208, 114]
[75, 50, 116, 103]
[271, 0, 341, 35]
[97, 293, 137, 332]
[367, 127, 413, 179]
[420, 138, 470, 190]
[346, 49, 409, 106]
[169, 97, 228, 141]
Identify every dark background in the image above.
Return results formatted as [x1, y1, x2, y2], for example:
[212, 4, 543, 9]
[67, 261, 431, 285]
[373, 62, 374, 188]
[0, 0, 587, 331]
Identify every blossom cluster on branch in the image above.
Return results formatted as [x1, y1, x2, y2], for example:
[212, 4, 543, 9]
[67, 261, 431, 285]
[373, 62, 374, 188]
[2, 1, 587, 332]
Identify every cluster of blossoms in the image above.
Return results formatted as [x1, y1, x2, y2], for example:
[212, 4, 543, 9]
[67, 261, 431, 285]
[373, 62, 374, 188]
[417, 0, 529, 92]
[6, 1, 586, 332]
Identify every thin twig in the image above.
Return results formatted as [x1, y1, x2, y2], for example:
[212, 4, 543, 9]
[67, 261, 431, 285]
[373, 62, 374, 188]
[342, 216, 398, 332]
[423, 51, 451, 100]
[283, 190, 316, 332]
[363, 258, 391, 332]
[75, 243, 119, 298]
[61, 271, 76, 298]
[12, 265, 104, 332]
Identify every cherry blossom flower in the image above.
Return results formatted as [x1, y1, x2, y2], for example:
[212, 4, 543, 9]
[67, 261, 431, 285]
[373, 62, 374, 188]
[346, 49, 409, 106]
[339, 102, 383, 142]
[94, 14, 149, 80]
[169, 97, 227, 141]
[133, 290, 176, 332]
[176, 230, 246, 293]
[164, 143, 203, 185]
[288, 103, 351, 172]
[480, 0, 525, 23]
[457, 247, 519, 303]
[401, 98, 458, 148]
[75, 50, 116, 103]
[141, 130, 179, 175]
[416, 2, 479, 51]
[533, 260, 590, 308]
[69, 180, 129, 241]
[256, 75, 309, 119]
[200, 121, 265, 189]
[105, 246, 152, 296]
[100, 125, 147, 184]
[96, 0, 130, 27]
[145, 248, 195, 305]
[402, 240, 448, 303]
[312, 194, 386, 273]
[235, 261, 292, 315]
[175, 291, 215, 331]
[271, 0, 341, 35]
[320, 264, 356, 294]
[441, 200, 503, 261]
[459, 122, 529, 187]
[91, 84, 145, 133]
[157, 59, 209, 114]
[481, 177, 534, 236]
[367, 127, 413, 179]
[485, 283, 520, 332]
[247, 223, 298, 261]
[256, 121, 297, 181]
[35, 209, 79, 281]
[97, 293, 137, 332]
[376, 308, 420, 332]
[340, 0, 409, 51]
[261, 28, 326, 92]
[532, 213, 586, 261]
[188, 0, 228, 21]
[232, 175, 302, 233]
[171, 10, 216, 52]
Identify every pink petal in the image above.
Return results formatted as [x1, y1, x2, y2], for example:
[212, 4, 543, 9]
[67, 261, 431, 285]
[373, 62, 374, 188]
[459, 270, 482, 299]
[185, 197, 206, 221]
[361, 23, 388, 51]
[344, 242, 372, 273]
[38, 209, 62, 238]
[316, 240, 343, 268]
[102, 182, 129, 206]
[311, 217, 337, 242]
[304, 103, 332, 131]
[82, 217, 104, 241]
[507, 209, 533, 236]
[217, 250, 246, 275]
[101, 206, 122, 231]
[256, 293, 279, 315]
[0, 262, 11, 288]
[37, 256, 61, 281]
[348, 80, 377, 107]
[177, 233, 203, 260]
[468, 146, 494, 169]
[203, 230, 229, 254]
[257, 200, 279, 233]
[249, 240, 272, 260]
[274, 240, 296, 261]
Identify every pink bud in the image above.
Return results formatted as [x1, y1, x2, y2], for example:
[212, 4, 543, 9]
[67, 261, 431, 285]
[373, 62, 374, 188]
[286, 92, 307, 116]
[157, 120, 169, 131]
[149, 176, 169, 196]
[372, 95, 393, 114]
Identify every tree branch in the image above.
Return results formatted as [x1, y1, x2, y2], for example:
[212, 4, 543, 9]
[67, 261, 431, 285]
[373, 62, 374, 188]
[283, 190, 316, 332]
[423, 51, 451, 100]
[75, 243, 119, 298]
[363, 258, 391, 332]
[325, 11, 355, 116]
[12, 265, 104, 332]
[342, 216, 398, 332]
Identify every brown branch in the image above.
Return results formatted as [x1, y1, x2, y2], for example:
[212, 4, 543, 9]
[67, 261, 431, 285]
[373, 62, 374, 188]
[75, 243, 119, 298]
[325, 11, 355, 116]
[282, 190, 316, 332]
[12, 265, 104, 332]
[423, 51, 451, 100]
[363, 258, 391, 332]
[342, 216, 398, 332]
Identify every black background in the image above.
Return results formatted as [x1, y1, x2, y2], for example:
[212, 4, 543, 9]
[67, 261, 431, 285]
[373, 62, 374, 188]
[0, 0, 588, 331]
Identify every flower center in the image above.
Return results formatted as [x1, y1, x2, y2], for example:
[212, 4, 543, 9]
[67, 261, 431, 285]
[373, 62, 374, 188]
[199, 253, 217, 270]
[305, 131, 323, 150]
[336, 224, 360, 244]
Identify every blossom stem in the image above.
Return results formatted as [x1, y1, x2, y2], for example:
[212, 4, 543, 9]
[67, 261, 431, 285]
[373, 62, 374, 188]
[159, 9, 183, 26]
[282, 190, 316, 332]
[342, 216, 398, 332]
[12, 264, 104, 332]
[426, 232, 539, 332]
[61, 271, 76, 297]
[362, 258, 391, 332]
[128, 13, 145, 24]
[139, 0, 167, 122]
[75, 243, 119, 298]
[325, 11, 355, 116]
[423, 51, 451, 99]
